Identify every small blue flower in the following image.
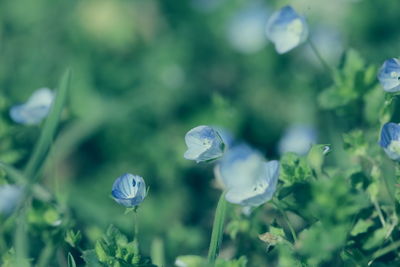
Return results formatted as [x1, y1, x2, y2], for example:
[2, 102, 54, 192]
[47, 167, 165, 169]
[112, 173, 147, 207]
[379, 122, 400, 161]
[377, 58, 400, 92]
[215, 144, 279, 206]
[278, 125, 317, 156]
[266, 5, 308, 54]
[10, 88, 54, 125]
[184, 125, 225, 163]
[0, 185, 22, 215]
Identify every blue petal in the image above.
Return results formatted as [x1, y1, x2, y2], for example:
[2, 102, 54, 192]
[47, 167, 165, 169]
[379, 122, 400, 148]
[377, 58, 400, 92]
[184, 125, 225, 162]
[266, 5, 308, 54]
[111, 173, 146, 207]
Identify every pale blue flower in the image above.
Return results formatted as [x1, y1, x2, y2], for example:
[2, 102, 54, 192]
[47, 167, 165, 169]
[215, 144, 279, 206]
[0, 185, 22, 215]
[377, 58, 400, 92]
[379, 122, 400, 161]
[10, 88, 54, 125]
[112, 173, 147, 207]
[278, 125, 317, 156]
[266, 5, 308, 54]
[184, 126, 225, 163]
[227, 5, 269, 54]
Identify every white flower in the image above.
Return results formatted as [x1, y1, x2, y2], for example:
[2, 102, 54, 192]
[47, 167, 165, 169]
[266, 5, 308, 54]
[215, 144, 279, 206]
[10, 88, 54, 125]
[184, 126, 225, 163]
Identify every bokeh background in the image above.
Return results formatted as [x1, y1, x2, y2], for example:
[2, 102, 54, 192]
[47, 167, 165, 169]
[1, 0, 400, 265]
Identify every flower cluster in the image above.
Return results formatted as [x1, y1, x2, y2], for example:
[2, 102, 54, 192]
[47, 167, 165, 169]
[184, 126, 279, 207]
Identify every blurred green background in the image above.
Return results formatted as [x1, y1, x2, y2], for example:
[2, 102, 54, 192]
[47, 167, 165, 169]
[1, 0, 400, 265]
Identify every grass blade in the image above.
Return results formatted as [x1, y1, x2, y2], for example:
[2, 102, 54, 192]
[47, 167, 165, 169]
[207, 192, 228, 265]
[24, 69, 71, 179]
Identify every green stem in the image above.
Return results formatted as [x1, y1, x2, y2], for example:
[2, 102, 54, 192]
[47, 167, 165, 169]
[132, 209, 140, 264]
[207, 192, 228, 265]
[368, 240, 400, 265]
[273, 199, 297, 243]
[308, 38, 334, 80]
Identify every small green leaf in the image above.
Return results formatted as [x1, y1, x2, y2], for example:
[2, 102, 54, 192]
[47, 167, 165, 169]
[68, 253, 77, 267]
[350, 219, 374, 236]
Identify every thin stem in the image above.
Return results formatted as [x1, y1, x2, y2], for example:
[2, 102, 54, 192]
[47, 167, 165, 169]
[368, 240, 400, 266]
[308, 38, 334, 80]
[372, 200, 386, 227]
[207, 192, 228, 265]
[273, 199, 297, 243]
[132, 209, 140, 264]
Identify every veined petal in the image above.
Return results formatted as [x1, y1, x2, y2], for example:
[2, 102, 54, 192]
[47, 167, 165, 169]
[184, 125, 225, 162]
[378, 58, 400, 92]
[111, 173, 146, 207]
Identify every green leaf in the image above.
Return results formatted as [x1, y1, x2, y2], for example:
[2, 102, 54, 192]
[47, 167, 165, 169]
[24, 69, 71, 179]
[82, 250, 102, 267]
[350, 219, 374, 236]
[363, 227, 388, 250]
[68, 253, 77, 267]
[65, 230, 82, 248]
[207, 192, 228, 264]
[280, 152, 313, 185]
[95, 240, 110, 263]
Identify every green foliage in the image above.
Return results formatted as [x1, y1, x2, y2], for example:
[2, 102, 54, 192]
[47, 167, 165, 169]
[175, 255, 247, 267]
[280, 153, 313, 186]
[85, 225, 156, 267]
[318, 49, 376, 110]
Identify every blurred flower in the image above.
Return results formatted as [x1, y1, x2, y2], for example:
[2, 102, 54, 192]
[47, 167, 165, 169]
[379, 122, 400, 161]
[10, 88, 54, 125]
[184, 126, 225, 163]
[111, 173, 147, 207]
[266, 5, 308, 54]
[0, 185, 22, 215]
[226, 5, 269, 54]
[215, 144, 279, 206]
[377, 58, 400, 92]
[278, 125, 317, 156]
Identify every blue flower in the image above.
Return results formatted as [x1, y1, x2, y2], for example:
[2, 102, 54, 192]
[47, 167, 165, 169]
[0, 185, 22, 215]
[112, 173, 147, 207]
[215, 144, 279, 206]
[10, 88, 54, 125]
[184, 126, 225, 163]
[278, 125, 317, 156]
[377, 58, 400, 92]
[379, 122, 400, 161]
[266, 5, 308, 54]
